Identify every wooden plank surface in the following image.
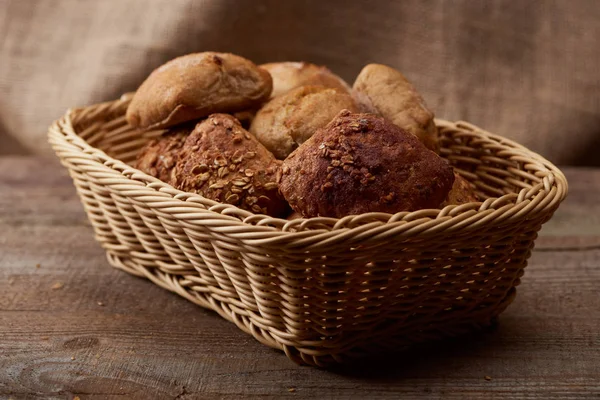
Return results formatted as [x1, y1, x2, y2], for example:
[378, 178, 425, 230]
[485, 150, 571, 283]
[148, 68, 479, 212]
[0, 156, 599, 399]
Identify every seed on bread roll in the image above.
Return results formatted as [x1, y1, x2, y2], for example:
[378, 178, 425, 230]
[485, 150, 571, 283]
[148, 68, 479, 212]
[135, 125, 191, 183]
[353, 64, 439, 152]
[279, 110, 454, 218]
[250, 85, 361, 159]
[261, 62, 350, 98]
[127, 52, 272, 129]
[172, 114, 288, 217]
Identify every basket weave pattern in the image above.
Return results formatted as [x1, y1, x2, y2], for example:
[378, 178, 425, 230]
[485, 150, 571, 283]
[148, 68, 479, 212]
[48, 96, 567, 366]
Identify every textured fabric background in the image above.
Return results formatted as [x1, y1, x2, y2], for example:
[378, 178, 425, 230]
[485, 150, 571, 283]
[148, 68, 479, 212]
[1, 0, 599, 165]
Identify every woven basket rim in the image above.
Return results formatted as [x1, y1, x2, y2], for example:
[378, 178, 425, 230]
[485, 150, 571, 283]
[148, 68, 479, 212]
[47, 96, 568, 246]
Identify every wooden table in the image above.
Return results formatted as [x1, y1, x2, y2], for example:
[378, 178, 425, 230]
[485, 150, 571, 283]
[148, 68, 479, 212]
[1, 156, 599, 399]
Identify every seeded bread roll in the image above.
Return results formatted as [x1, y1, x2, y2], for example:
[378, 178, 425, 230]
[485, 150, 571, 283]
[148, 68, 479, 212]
[250, 85, 361, 159]
[261, 62, 350, 98]
[135, 125, 191, 183]
[353, 64, 439, 152]
[441, 173, 479, 206]
[127, 52, 272, 129]
[279, 110, 454, 218]
[172, 114, 288, 217]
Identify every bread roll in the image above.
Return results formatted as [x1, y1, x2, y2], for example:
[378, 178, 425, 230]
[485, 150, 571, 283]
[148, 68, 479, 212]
[135, 125, 191, 183]
[127, 52, 272, 129]
[441, 173, 479, 206]
[261, 62, 350, 98]
[353, 64, 439, 152]
[250, 85, 360, 159]
[279, 110, 454, 218]
[172, 114, 288, 217]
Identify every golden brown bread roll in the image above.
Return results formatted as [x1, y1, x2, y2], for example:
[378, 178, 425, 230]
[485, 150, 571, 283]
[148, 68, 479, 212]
[127, 52, 272, 129]
[135, 125, 191, 183]
[279, 110, 454, 218]
[250, 85, 361, 159]
[172, 114, 289, 217]
[353, 64, 439, 152]
[351, 89, 380, 114]
[441, 173, 479, 206]
[261, 62, 350, 98]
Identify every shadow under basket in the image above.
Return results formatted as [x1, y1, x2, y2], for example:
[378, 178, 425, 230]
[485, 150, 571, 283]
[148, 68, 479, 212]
[48, 95, 568, 367]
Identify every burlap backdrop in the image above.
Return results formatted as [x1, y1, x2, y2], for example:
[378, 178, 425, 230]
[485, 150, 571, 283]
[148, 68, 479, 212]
[1, 0, 599, 165]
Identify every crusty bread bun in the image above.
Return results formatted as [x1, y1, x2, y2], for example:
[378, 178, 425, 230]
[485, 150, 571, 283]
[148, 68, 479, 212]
[353, 64, 439, 152]
[441, 173, 479, 206]
[172, 114, 288, 217]
[250, 85, 360, 159]
[135, 125, 191, 183]
[279, 110, 454, 218]
[261, 62, 350, 98]
[127, 52, 272, 129]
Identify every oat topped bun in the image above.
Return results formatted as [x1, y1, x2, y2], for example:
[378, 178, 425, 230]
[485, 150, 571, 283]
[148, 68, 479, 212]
[250, 85, 361, 159]
[172, 114, 288, 217]
[261, 62, 350, 98]
[127, 52, 272, 129]
[279, 110, 454, 218]
[353, 64, 439, 152]
[135, 125, 192, 183]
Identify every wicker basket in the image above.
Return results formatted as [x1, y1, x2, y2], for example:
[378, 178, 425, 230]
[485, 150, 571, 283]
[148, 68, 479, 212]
[48, 94, 567, 367]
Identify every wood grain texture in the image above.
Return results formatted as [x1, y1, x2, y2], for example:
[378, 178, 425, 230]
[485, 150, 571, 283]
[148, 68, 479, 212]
[1, 0, 599, 165]
[0, 156, 599, 399]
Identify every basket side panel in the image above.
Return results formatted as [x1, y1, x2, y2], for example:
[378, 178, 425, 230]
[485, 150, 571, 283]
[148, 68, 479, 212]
[256, 214, 548, 365]
[66, 166, 119, 251]
[439, 123, 555, 201]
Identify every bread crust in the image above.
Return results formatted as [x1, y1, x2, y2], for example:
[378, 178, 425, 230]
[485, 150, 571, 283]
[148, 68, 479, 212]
[353, 64, 439, 152]
[127, 52, 272, 129]
[135, 125, 191, 183]
[173, 114, 288, 217]
[441, 173, 479, 206]
[279, 110, 454, 218]
[261, 62, 350, 98]
[250, 85, 360, 159]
